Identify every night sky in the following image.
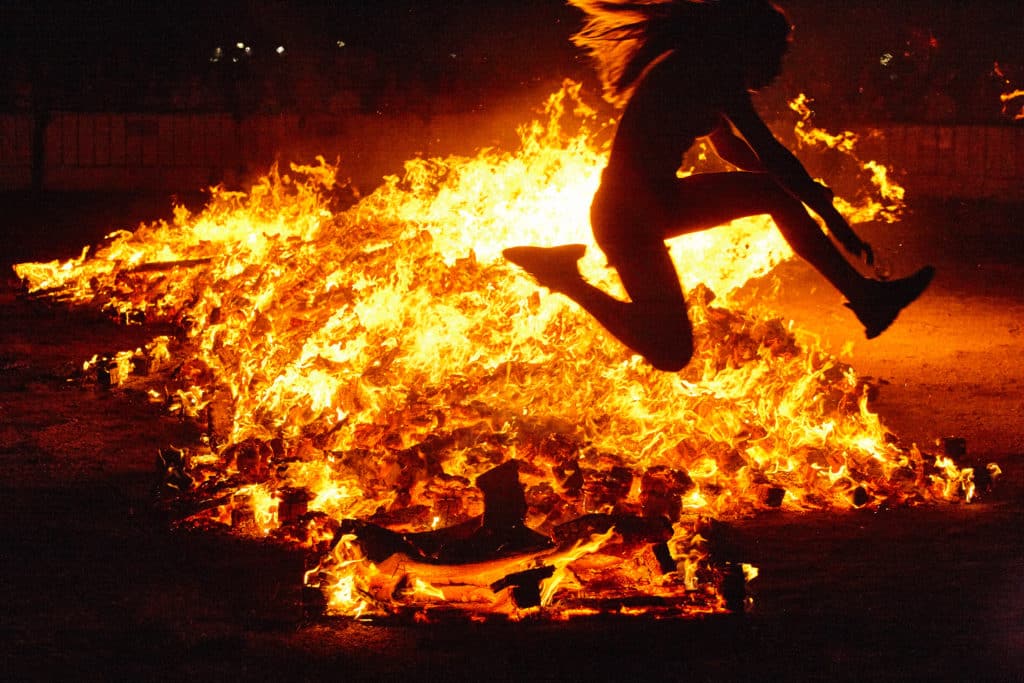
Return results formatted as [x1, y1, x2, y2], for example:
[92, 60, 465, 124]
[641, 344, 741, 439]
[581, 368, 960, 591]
[0, 1, 578, 68]
[1, 1, 1021, 123]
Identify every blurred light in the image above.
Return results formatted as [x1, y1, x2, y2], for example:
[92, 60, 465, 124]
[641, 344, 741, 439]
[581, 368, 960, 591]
[276, 46, 286, 55]
[880, 52, 893, 66]
[244, 46, 252, 56]
[236, 42, 245, 49]
[336, 40, 346, 48]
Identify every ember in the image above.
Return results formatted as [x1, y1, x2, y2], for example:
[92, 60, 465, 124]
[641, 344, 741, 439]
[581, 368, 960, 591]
[12, 82, 993, 621]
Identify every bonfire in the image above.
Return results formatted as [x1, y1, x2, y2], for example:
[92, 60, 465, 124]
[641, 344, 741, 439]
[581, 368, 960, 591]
[13, 82, 994, 621]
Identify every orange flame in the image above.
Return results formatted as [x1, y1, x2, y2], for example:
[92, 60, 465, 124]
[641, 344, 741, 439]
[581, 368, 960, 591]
[13, 81, 989, 619]
[993, 62, 1024, 121]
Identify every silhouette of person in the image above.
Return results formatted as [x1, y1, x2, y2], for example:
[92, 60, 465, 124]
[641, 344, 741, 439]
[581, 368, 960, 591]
[504, 0, 933, 371]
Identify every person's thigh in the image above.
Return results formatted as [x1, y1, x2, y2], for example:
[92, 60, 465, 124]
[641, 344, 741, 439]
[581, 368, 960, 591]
[664, 172, 783, 237]
[611, 240, 686, 307]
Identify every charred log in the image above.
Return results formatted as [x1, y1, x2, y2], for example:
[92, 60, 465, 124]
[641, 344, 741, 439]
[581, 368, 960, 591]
[640, 466, 694, 521]
[852, 485, 871, 507]
[490, 565, 556, 608]
[762, 486, 786, 508]
[341, 460, 554, 565]
[156, 447, 192, 492]
[276, 487, 313, 525]
[434, 460, 553, 563]
[718, 562, 746, 613]
[338, 519, 427, 564]
[552, 513, 672, 546]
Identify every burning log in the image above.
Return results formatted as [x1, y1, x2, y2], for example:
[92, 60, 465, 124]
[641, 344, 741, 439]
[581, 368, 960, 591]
[338, 519, 439, 563]
[156, 447, 192, 492]
[552, 513, 671, 547]
[582, 464, 632, 513]
[95, 354, 117, 388]
[553, 457, 584, 495]
[272, 511, 340, 551]
[972, 465, 995, 495]
[936, 436, 998, 497]
[323, 457, 707, 617]
[276, 487, 313, 525]
[490, 565, 556, 608]
[223, 438, 273, 482]
[127, 257, 213, 273]
[439, 460, 553, 562]
[231, 504, 258, 535]
[651, 541, 676, 574]
[761, 486, 786, 508]
[718, 562, 747, 613]
[341, 460, 554, 566]
[370, 549, 556, 602]
[640, 466, 693, 521]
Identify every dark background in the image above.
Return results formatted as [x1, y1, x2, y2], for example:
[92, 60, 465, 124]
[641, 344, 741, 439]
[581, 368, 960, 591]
[1, 2, 1022, 681]
[2, 0, 1022, 123]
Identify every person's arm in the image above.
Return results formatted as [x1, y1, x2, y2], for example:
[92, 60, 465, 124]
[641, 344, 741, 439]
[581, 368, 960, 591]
[723, 94, 874, 264]
[707, 117, 764, 172]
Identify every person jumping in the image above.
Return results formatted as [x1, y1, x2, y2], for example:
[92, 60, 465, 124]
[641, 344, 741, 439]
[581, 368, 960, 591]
[504, 0, 934, 371]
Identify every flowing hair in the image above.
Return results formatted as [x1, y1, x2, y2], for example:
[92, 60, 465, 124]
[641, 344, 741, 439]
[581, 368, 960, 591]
[567, 0, 791, 107]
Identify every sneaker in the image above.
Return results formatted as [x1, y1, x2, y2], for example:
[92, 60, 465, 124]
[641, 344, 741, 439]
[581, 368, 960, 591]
[502, 244, 586, 292]
[845, 265, 935, 339]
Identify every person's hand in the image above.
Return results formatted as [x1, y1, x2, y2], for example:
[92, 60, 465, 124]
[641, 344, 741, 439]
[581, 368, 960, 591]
[838, 234, 874, 266]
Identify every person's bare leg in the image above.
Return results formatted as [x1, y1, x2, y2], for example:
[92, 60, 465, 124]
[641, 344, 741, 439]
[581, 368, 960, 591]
[663, 173, 934, 337]
[663, 173, 875, 300]
[504, 171, 932, 369]
[576, 244, 693, 370]
[504, 243, 693, 370]
[505, 172, 865, 369]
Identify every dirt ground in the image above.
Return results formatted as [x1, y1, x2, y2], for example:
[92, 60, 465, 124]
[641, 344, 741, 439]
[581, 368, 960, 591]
[1, 192, 1022, 681]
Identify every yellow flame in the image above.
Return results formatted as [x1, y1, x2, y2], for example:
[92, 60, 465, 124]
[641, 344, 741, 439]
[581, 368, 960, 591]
[13, 81, 991, 619]
[1000, 89, 1024, 120]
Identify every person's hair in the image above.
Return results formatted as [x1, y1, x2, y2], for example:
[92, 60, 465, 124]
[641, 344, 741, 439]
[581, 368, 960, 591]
[568, 0, 792, 107]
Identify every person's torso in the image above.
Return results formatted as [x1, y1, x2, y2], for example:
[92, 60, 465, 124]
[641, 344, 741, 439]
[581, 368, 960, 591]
[605, 52, 739, 183]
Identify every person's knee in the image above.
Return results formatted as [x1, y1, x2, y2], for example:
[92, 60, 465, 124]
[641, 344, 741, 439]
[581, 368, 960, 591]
[630, 304, 693, 371]
[645, 338, 694, 372]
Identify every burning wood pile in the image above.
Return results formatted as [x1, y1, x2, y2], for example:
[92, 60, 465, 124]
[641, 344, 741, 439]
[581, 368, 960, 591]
[13, 82, 995, 621]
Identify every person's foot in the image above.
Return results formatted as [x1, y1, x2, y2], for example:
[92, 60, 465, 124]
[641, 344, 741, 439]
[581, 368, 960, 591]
[845, 265, 935, 339]
[502, 244, 586, 292]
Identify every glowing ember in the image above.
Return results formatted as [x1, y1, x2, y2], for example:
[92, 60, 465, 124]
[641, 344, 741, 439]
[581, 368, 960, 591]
[993, 62, 1024, 121]
[1000, 89, 1024, 121]
[14, 82, 991, 620]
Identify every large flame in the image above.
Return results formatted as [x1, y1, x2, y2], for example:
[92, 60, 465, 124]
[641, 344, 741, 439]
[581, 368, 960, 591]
[14, 82, 988, 620]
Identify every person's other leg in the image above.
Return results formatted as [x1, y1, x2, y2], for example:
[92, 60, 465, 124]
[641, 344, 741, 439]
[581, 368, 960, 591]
[663, 172, 934, 338]
[584, 242, 694, 371]
[504, 241, 694, 371]
[664, 172, 874, 302]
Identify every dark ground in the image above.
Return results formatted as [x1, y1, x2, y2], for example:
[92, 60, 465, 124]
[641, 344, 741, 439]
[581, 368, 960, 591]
[1, 192, 1022, 681]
